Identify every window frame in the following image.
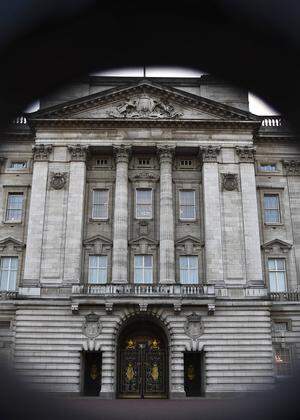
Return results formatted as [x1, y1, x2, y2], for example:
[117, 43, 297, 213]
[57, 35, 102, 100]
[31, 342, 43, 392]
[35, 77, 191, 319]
[88, 254, 108, 284]
[179, 189, 196, 221]
[5, 192, 24, 223]
[135, 188, 153, 220]
[134, 254, 153, 284]
[273, 344, 294, 378]
[91, 188, 109, 220]
[268, 257, 287, 292]
[0, 256, 18, 292]
[179, 255, 199, 284]
[263, 192, 282, 225]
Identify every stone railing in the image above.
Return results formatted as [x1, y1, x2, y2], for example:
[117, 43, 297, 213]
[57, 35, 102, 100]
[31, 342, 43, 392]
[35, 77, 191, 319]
[269, 291, 300, 301]
[0, 291, 18, 300]
[72, 283, 215, 297]
[261, 116, 284, 127]
[12, 116, 27, 125]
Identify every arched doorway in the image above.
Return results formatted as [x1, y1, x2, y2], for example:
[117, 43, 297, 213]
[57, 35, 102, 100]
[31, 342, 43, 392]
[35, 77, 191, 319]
[117, 317, 168, 399]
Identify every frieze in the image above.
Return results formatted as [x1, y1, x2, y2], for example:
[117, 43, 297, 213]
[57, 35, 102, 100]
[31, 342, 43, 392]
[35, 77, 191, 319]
[32, 144, 53, 161]
[221, 173, 239, 191]
[82, 312, 102, 339]
[235, 146, 256, 162]
[129, 172, 159, 182]
[184, 313, 204, 339]
[107, 94, 182, 119]
[68, 144, 89, 161]
[282, 160, 300, 175]
[200, 145, 221, 163]
[49, 172, 68, 190]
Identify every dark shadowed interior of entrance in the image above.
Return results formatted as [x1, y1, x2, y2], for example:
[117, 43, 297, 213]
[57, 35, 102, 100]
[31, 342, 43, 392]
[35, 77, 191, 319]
[117, 318, 168, 399]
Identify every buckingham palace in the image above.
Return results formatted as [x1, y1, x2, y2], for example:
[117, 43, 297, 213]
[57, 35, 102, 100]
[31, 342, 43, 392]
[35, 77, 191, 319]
[0, 75, 299, 399]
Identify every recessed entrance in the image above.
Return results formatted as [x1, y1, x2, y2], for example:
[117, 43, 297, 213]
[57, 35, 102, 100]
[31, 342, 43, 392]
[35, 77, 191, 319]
[184, 352, 203, 396]
[82, 351, 102, 396]
[117, 318, 168, 399]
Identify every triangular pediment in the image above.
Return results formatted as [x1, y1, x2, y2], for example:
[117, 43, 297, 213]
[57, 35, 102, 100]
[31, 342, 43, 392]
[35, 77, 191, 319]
[175, 235, 204, 246]
[0, 237, 25, 252]
[83, 235, 112, 246]
[261, 239, 292, 252]
[27, 80, 259, 125]
[129, 236, 158, 246]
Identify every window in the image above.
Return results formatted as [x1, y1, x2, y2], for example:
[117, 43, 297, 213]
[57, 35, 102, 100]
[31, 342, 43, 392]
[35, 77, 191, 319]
[92, 189, 109, 219]
[259, 163, 277, 172]
[0, 257, 18, 291]
[179, 256, 199, 284]
[136, 189, 152, 219]
[273, 321, 289, 332]
[180, 159, 193, 168]
[134, 255, 153, 284]
[88, 255, 108, 284]
[179, 190, 196, 220]
[268, 258, 287, 292]
[5, 193, 23, 222]
[96, 159, 108, 166]
[274, 345, 292, 376]
[263, 194, 281, 223]
[138, 158, 150, 166]
[10, 161, 27, 170]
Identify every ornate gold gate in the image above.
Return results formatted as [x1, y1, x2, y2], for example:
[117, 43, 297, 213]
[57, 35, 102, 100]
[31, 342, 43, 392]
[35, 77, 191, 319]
[117, 322, 168, 398]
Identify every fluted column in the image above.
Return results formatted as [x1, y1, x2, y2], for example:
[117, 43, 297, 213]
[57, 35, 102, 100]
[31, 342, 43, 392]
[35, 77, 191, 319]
[63, 145, 88, 284]
[23, 144, 53, 289]
[111, 145, 131, 284]
[236, 146, 263, 285]
[201, 145, 224, 284]
[157, 145, 175, 284]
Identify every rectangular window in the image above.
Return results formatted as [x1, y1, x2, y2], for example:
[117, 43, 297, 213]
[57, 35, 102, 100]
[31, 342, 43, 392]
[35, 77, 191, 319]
[92, 189, 109, 219]
[259, 163, 277, 172]
[264, 193, 281, 223]
[0, 257, 18, 291]
[5, 193, 23, 222]
[134, 255, 153, 284]
[88, 255, 108, 284]
[268, 258, 287, 292]
[179, 190, 196, 220]
[179, 256, 199, 284]
[10, 161, 27, 170]
[136, 189, 152, 219]
[274, 345, 292, 376]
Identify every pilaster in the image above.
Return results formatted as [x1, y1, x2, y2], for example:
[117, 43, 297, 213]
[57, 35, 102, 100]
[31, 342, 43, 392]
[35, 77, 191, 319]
[111, 145, 131, 284]
[157, 145, 175, 284]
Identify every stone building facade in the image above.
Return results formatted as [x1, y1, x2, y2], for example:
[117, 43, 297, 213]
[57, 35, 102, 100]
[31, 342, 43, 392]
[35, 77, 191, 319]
[0, 75, 299, 399]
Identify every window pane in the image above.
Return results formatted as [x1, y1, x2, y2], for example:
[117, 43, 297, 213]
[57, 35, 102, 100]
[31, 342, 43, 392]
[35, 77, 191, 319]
[144, 268, 153, 284]
[0, 257, 18, 291]
[180, 256, 188, 269]
[135, 268, 143, 283]
[1, 257, 11, 269]
[268, 259, 276, 270]
[276, 259, 285, 270]
[98, 268, 107, 283]
[137, 204, 152, 218]
[180, 205, 195, 219]
[6, 193, 23, 221]
[180, 269, 189, 284]
[269, 272, 277, 292]
[144, 255, 152, 268]
[93, 190, 108, 205]
[8, 270, 17, 291]
[277, 272, 286, 292]
[134, 255, 143, 268]
[137, 189, 151, 204]
[264, 194, 279, 209]
[265, 209, 280, 223]
[189, 269, 198, 284]
[136, 189, 152, 218]
[0, 270, 9, 290]
[180, 191, 195, 205]
[188, 256, 198, 269]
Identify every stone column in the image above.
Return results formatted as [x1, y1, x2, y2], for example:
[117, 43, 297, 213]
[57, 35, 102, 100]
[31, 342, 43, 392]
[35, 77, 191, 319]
[23, 145, 53, 291]
[201, 145, 224, 284]
[157, 145, 175, 284]
[236, 146, 263, 285]
[111, 145, 131, 284]
[63, 145, 88, 284]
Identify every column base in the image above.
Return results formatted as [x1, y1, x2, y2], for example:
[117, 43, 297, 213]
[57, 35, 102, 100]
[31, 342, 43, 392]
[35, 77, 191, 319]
[169, 391, 186, 400]
[99, 391, 115, 399]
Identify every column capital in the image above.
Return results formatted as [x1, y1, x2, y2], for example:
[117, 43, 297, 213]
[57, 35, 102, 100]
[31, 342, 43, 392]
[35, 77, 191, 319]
[32, 144, 53, 161]
[113, 144, 132, 164]
[200, 145, 221, 163]
[156, 145, 175, 163]
[282, 159, 300, 175]
[68, 144, 89, 162]
[235, 146, 256, 163]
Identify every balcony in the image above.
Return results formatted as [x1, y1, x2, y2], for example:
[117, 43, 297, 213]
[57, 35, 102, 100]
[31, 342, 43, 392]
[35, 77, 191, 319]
[72, 283, 215, 298]
[269, 291, 300, 301]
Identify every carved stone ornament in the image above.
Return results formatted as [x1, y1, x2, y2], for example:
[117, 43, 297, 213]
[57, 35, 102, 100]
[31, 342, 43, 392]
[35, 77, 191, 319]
[68, 144, 89, 161]
[157, 145, 175, 163]
[282, 160, 300, 175]
[32, 144, 53, 161]
[49, 172, 68, 190]
[201, 145, 221, 163]
[221, 173, 239, 191]
[107, 94, 183, 119]
[236, 146, 256, 162]
[82, 312, 102, 339]
[129, 172, 159, 182]
[113, 145, 132, 163]
[184, 313, 204, 339]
